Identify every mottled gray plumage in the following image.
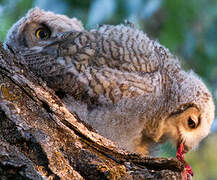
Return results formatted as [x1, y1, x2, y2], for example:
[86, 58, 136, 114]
[5, 8, 215, 155]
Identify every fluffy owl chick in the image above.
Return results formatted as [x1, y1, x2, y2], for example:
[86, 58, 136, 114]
[5, 10, 215, 157]
[5, 7, 84, 52]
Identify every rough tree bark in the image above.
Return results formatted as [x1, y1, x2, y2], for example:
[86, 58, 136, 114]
[0, 42, 191, 180]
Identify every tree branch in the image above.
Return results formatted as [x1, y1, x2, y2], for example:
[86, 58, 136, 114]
[0, 42, 191, 180]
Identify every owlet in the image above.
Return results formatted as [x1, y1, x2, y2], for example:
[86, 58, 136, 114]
[5, 8, 215, 156]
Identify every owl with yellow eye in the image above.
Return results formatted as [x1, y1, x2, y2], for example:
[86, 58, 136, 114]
[5, 7, 84, 52]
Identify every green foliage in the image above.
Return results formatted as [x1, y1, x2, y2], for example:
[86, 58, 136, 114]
[0, 0, 34, 41]
[0, 1, 216, 179]
[186, 134, 217, 180]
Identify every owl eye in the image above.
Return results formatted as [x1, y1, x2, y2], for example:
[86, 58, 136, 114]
[35, 28, 51, 40]
[188, 117, 196, 128]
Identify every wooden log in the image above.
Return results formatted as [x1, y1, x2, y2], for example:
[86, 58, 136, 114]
[0, 43, 191, 180]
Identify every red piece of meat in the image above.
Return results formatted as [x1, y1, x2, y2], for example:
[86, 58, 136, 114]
[176, 142, 194, 180]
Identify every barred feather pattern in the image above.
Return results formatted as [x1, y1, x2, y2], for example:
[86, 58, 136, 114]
[22, 25, 178, 105]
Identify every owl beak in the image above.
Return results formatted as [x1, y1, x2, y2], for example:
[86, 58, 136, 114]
[183, 144, 189, 153]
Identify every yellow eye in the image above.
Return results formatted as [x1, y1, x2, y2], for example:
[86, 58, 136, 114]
[35, 28, 51, 40]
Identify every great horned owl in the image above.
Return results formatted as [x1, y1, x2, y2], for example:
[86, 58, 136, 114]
[5, 8, 215, 156]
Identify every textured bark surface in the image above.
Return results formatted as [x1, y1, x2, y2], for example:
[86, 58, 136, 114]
[0, 42, 190, 180]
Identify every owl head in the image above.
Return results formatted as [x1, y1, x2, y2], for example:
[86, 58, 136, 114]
[164, 71, 215, 152]
[5, 7, 84, 51]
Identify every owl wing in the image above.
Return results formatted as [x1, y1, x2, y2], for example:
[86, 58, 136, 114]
[22, 49, 162, 107]
[82, 66, 163, 105]
[21, 25, 168, 105]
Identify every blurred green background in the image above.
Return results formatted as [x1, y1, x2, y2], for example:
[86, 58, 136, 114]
[0, 0, 217, 179]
